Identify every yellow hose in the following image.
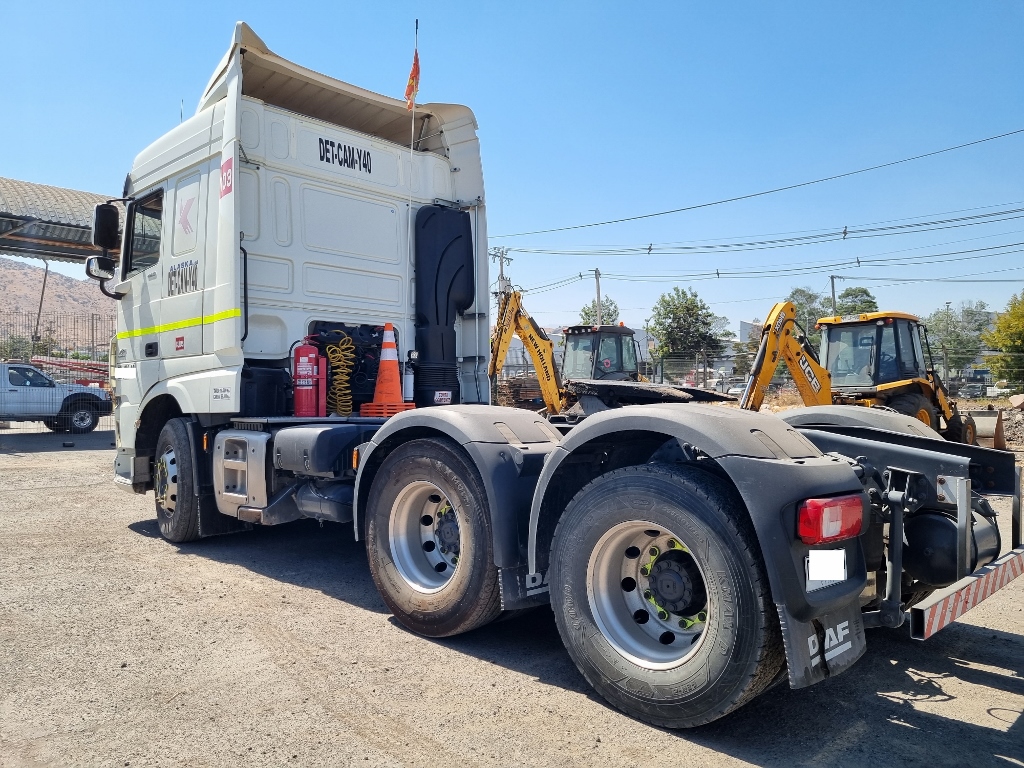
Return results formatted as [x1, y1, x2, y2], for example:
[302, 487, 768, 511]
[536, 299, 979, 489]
[326, 333, 355, 416]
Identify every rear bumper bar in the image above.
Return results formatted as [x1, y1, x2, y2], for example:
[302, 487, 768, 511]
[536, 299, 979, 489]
[910, 545, 1024, 640]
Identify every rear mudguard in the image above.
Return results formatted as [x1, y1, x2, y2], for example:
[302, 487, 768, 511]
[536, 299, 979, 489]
[524, 404, 870, 687]
[352, 405, 561, 570]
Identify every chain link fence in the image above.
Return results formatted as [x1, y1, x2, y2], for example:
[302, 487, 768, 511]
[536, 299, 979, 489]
[0, 312, 115, 435]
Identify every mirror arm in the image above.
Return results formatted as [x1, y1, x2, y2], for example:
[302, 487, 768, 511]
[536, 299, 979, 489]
[99, 279, 126, 300]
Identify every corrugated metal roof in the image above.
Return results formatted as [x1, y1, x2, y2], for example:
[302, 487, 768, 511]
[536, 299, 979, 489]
[0, 176, 122, 264]
[0, 176, 114, 228]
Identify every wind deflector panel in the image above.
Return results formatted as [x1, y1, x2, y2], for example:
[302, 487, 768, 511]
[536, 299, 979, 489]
[414, 205, 475, 407]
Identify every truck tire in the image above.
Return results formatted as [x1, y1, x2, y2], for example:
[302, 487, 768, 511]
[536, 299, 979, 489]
[886, 392, 939, 431]
[365, 437, 502, 637]
[64, 403, 99, 434]
[153, 418, 200, 543]
[549, 463, 784, 729]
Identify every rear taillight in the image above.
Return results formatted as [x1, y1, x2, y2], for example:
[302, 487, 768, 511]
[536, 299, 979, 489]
[797, 494, 863, 545]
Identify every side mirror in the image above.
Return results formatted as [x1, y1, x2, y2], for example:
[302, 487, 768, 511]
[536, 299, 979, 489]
[91, 203, 120, 250]
[86, 256, 117, 281]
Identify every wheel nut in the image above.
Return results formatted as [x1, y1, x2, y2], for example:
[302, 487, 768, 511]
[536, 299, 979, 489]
[658, 609, 669, 621]
[640, 565, 650, 577]
[643, 589, 653, 600]
[649, 547, 659, 557]
[667, 539, 678, 549]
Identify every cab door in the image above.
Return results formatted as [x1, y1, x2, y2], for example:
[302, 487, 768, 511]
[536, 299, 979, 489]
[117, 190, 165, 363]
[160, 168, 208, 359]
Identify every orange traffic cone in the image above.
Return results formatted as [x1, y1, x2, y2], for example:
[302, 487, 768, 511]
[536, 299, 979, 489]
[360, 323, 416, 417]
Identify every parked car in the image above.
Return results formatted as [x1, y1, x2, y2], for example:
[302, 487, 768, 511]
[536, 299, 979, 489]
[0, 362, 112, 433]
[959, 383, 985, 399]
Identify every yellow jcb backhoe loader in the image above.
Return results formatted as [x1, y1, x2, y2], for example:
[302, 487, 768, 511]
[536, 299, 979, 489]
[740, 302, 994, 446]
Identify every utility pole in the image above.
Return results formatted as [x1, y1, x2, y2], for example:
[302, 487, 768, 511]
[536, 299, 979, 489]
[490, 247, 513, 293]
[594, 268, 602, 326]
[33, 259, 50, 352]
[830, 275, 838, 315]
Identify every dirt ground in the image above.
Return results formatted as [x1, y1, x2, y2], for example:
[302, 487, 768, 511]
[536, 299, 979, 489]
[1, 427, 1022, 768]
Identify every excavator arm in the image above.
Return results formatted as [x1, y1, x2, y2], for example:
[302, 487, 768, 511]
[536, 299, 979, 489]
[489, 287, 564, 414]
[740, 301, 833, 411]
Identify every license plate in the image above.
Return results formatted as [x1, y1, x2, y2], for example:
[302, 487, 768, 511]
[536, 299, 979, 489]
[806, 549, 847, 592]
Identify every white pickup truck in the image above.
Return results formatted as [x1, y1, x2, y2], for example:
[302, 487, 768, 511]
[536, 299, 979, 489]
[0, 362, 112, 433]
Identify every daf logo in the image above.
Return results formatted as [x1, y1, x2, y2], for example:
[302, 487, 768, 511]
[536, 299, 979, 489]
[808, 619, 852, 667]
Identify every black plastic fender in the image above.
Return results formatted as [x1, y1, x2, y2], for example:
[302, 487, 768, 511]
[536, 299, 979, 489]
[353, 405, 561, 570]
[525, 403, 868, 622]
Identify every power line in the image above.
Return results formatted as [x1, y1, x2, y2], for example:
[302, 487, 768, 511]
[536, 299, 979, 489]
[491, 127, 1024, 238]
[505, 207, 1024, 256]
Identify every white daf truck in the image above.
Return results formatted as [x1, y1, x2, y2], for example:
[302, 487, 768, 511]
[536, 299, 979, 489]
[85, 23, 1022, 728]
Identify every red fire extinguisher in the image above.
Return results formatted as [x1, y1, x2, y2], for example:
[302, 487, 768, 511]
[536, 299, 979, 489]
[293, 337, 326, 417]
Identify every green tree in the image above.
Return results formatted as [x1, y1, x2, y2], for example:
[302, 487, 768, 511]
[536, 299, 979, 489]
[732, 319, 762, 378]
[835, 286, 878, 315]
[650, 287, 730, 358]
[924, 300, 990, 374]
[579, 296, 620, 325]
[982, 294, 1024, 390]
[785, 286, 830, 347]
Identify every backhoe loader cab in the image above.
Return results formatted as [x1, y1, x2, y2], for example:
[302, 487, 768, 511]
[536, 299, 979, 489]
[816, 311, 974, 441]
[818, 313, 928, 391]
[561, 324, 639, 381]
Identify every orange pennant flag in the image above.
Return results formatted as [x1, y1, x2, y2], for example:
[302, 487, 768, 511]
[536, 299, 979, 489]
[405, 49, 420, 111]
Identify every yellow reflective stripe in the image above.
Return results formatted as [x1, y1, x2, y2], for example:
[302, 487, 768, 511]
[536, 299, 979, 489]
[116, 308, 242, 339]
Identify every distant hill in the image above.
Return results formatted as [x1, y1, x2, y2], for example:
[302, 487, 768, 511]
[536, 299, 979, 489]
[0, 257, 114, 318]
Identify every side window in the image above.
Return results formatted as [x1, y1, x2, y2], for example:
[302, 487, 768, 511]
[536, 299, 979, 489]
[877, 325, 899, 383]
[896, 321, 918, 376]
[125, 191, 164, 277]
[8, 368, 50, 387]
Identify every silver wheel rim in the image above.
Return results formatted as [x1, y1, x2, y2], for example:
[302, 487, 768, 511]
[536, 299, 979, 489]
[587, 521, 710, 670]
[388, 481, 461, 594]
[154, 446, 179, 516]
[72, 409, 93, 429]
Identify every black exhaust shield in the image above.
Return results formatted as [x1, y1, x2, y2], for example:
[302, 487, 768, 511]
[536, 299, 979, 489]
[413, 205, 475, 407]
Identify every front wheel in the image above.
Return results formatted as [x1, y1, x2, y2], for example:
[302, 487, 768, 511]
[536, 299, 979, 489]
[65, 404, 98, 434]
[154, 418, 200, 543]
[886, 392, 939, 431]
[365, 438, 502, 637]
[550, 464, 784, 729]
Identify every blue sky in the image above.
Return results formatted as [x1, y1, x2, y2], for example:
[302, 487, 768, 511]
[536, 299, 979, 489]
[4, 2, 1024, 332]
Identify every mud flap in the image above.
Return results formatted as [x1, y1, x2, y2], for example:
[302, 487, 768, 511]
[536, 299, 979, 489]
[184, 420, 251, 538]
[777, 601, 867, 688]
[499, 564, 552, 611]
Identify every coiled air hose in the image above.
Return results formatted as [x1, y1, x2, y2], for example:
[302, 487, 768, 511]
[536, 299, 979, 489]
[326, 332, 356, 416]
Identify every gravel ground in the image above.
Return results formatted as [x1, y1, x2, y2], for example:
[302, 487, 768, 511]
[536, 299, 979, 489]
[1, 428, 1022, 768]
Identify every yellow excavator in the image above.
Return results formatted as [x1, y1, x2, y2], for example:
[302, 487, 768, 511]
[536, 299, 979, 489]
[489, 274, 726, 415]
[740, 301, 984, 444]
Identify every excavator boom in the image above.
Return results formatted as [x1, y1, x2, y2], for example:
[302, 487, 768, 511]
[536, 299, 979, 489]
[740, 301, 832, 411]
[489, 288, 564, 414]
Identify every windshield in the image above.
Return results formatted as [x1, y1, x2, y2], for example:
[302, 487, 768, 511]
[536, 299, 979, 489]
[563, 335, 595, 379]
[824, 325, 876, 386]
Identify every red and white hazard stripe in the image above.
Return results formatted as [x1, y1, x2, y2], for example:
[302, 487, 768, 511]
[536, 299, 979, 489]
[910, 547, 1024, 640]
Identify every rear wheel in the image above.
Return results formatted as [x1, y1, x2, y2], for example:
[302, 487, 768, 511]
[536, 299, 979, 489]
[365, 438, 502, 637]
[886, 392, 939, 431]
[550, 464, 784, 729]
[154, 418, 200, 543]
